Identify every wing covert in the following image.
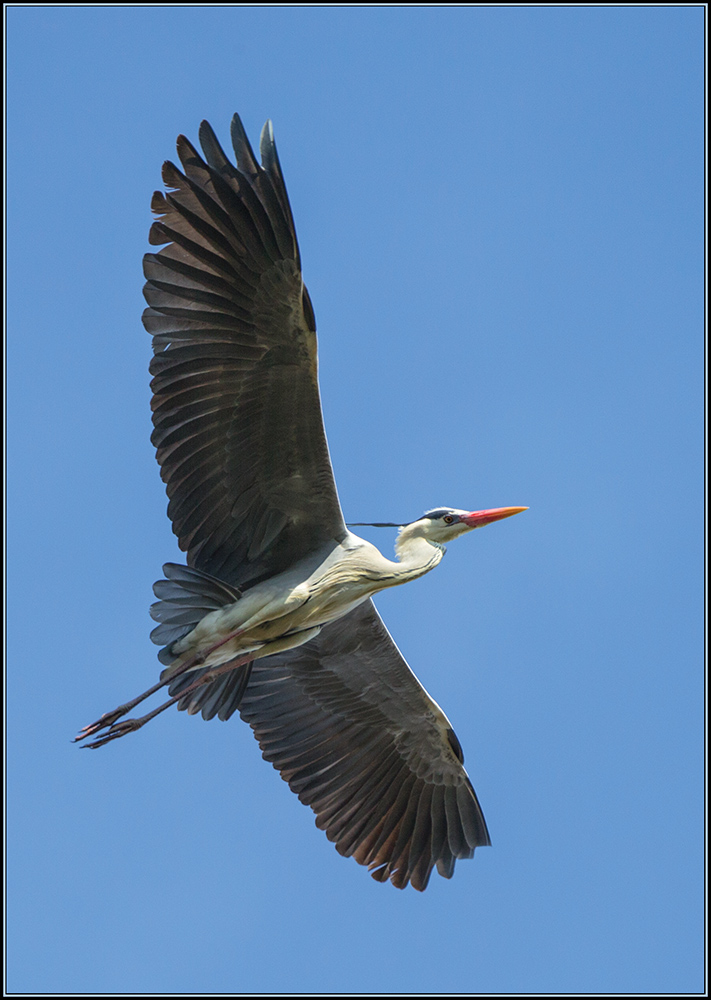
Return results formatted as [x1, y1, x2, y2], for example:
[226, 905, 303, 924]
[143, 115, 346, 588]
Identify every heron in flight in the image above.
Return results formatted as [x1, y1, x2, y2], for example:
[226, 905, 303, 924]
[76, 114, 527, 891]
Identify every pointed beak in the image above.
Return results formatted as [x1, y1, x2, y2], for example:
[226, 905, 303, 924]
[461, 506, 528, 529]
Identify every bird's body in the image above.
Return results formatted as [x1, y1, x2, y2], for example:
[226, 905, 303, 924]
[76, 114, 526, 891]
[166, 526, 441, 671]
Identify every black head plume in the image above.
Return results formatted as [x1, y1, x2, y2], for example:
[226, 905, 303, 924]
[347, 521, 404, 528]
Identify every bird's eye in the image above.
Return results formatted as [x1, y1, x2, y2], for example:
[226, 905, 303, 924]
[443, 515, 455, 524]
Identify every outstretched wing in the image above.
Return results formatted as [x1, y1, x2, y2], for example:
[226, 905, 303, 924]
[237, 599, 490, 891]
[143, 115, 346, 589]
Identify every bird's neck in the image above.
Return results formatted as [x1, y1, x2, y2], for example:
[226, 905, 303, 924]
[386, 531, 445, 586]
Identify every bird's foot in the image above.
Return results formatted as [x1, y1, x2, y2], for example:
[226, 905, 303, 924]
[73, 706, 134, 743]
[78, 717, 145, 749]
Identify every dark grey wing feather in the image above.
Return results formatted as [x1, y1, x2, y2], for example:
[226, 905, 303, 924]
[238, 599, 490, 891]
[143, 115, 346, 588]
[168, 660, 254, 721]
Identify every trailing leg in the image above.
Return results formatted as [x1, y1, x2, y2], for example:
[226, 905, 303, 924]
[79, 654, 255, 748]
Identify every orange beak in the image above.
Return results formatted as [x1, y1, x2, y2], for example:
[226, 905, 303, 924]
[460, 506, 528, 528]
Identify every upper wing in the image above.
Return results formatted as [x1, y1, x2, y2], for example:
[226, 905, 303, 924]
[236, 599, 491, 891]
[143, 115, 347, 589]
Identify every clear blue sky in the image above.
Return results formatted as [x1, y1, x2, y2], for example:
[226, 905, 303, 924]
[7, 6, 703, 994]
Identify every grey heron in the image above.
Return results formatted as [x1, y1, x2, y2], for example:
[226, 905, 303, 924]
[76, 114, 527, 891]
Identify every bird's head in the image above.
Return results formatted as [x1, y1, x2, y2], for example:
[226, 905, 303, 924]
[398, 506, 528, 547]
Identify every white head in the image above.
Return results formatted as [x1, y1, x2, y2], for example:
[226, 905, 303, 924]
[397, 506, 528, 547]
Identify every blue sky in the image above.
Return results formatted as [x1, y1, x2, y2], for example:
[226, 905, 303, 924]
[7, 5, 703, 994]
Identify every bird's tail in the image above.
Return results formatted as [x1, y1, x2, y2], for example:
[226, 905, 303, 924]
[149, 563, 250, 721]
[149, 562, 243, 665]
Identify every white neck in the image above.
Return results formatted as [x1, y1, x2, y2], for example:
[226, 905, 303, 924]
[380, 525, 445, 587]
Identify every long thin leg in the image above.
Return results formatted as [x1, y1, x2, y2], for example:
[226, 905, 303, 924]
[74, 627, 252, 743]
[79, 654, 253, 749]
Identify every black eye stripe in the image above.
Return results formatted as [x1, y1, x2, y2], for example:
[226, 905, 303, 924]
[423, 507, 455, 520]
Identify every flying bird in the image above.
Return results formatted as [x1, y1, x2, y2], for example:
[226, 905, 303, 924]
[76, 114, 527, 891]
